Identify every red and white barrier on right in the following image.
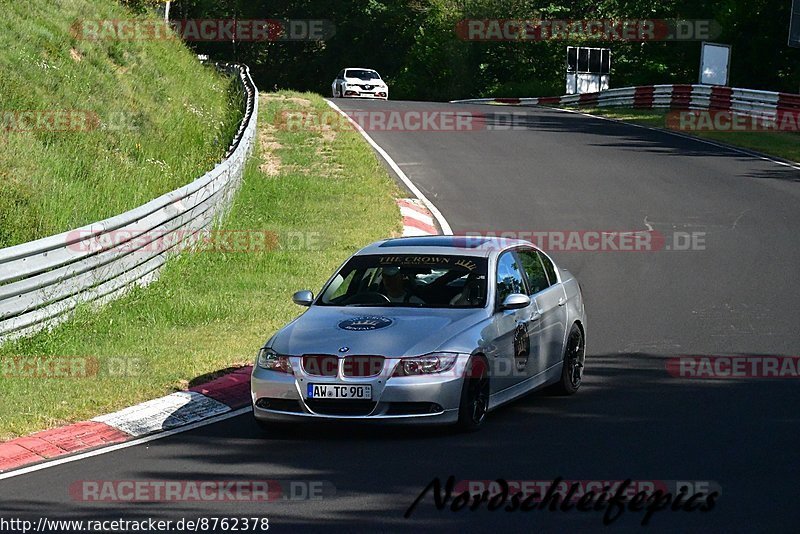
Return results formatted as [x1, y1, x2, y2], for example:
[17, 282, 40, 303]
[451, 84, 800, 127]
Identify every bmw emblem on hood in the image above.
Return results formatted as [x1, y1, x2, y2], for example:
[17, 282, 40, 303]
[338, 316, 393, 331]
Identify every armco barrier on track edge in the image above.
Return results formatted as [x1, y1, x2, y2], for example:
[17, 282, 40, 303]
[449, 84, 797, 123]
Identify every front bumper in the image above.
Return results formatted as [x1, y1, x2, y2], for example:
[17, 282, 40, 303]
[251, 355, 467, 425]
[342, 89, 388, 99]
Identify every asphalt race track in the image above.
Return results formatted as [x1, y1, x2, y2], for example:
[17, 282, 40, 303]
[1, 100, 799, 532]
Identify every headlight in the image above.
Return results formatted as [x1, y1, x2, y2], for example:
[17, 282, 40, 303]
[256, 347, 293, 374]
[392, 353, 459, 377]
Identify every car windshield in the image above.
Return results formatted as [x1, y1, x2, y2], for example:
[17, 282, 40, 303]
[345, 69, 380, 80]
[318, 254, 488, 308]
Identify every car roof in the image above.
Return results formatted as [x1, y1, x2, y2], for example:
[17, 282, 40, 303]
[355, 236, 534, 258]
[343, 67, 379, 73]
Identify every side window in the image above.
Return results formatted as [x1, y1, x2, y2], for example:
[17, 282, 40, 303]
[537, 251, 559, 286]
[495, 251, 526, 304]
[517, 249, 550, 295]
[337, 70, 345, 79]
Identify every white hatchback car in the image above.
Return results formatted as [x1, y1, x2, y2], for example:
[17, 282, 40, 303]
[331, 68, 388, 100]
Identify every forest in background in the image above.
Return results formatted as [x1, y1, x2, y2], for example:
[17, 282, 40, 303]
[149, 0, 797, 101]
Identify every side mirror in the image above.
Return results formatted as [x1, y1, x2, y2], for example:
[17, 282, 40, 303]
[292, 290, 314, 307]
[500, 293, 531, 311]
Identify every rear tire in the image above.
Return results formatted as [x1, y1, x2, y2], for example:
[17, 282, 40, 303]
[549, 324, 585, 395]
[456, 357, 490, 432]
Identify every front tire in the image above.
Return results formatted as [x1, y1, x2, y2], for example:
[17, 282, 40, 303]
[550, 324, 585, 395]
[456, 357, 490, 432]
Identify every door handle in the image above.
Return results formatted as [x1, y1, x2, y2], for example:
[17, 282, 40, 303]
[558, 297, 567, 307]
[530, 312, 542, 322]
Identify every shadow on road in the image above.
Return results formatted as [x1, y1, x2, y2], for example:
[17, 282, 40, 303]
[1, 352, 797, 531]
[476, 108, 800, 182]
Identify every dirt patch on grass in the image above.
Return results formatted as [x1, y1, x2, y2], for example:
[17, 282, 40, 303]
[258, 123, 282, 177]
[320, 127, 337, 144]
[0, 90, 402, 439]
[261, 94, 312, 107]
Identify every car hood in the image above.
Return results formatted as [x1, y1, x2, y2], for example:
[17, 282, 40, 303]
[270, 306, 484, 357]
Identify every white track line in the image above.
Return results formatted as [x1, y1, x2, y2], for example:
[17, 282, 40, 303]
[451, 99, 800, 172]
[550, 106, 800, 172]
[0, 407, 251, 481]
[325, 99, 454, 235]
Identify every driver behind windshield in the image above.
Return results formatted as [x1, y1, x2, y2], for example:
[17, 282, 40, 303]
[381, 266, 424, 304]
[348, 69, 378, 80]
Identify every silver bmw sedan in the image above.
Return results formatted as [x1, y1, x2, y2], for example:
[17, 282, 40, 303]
[251, 236, 586, 431]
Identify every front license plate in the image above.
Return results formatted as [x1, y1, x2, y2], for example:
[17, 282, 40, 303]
[307, 384, 372, 400]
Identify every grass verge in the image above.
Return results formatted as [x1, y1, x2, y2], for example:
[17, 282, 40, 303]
[573, 107, 800, 162]
[0, 0, 240, 248]
[0, 91, 401, 440]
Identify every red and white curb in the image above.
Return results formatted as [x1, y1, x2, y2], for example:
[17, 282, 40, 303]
[0, 365, 253, 474]
[91, 392, 231, 436]
[326, 98, 453, 236]
[1, 106, 454, 476]
[450, 84, 800, 123]
[397, 198, 438, 236]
